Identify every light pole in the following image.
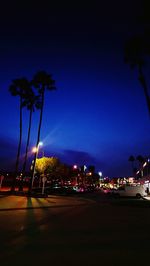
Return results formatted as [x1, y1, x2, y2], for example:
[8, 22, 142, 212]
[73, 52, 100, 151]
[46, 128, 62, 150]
[29, 142, 43, 193]
[98, 171, 103, 188]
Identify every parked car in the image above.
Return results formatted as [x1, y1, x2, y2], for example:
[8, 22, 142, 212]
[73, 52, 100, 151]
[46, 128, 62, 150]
[45, 184, 76, 195]
[101, 187, 117, 195]
[72, 185, 85, 193]
[112, 184, 147, 198]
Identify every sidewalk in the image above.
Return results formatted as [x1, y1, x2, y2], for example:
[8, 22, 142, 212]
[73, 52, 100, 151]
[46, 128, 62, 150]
[0, 190, 95, 211]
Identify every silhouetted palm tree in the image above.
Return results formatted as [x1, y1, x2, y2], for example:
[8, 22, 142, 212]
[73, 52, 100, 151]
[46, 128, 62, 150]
[19, 88, 41, 191]
[136, 155, 145, 167]
[9, 78, 29, 191]
[29, 71, 56, 192]
[128, 155, 135, 174]
[125, 35, 150, 116]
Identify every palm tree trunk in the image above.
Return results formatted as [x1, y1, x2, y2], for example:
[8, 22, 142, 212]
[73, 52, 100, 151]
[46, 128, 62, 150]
[131, 161, 135, 175]
[11, 96, 23, 191]
[29, 88, 45, 192]
[138, 64, 150, 116]
[19, 107, 33, 191]
[36, 89, 45, 151]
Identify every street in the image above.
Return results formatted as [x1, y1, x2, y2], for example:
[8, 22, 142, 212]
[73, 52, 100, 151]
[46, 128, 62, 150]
[0, 193, 150, 266]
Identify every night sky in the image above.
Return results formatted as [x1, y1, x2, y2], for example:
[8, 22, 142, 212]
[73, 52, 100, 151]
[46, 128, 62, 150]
[0, 0, 150, 177]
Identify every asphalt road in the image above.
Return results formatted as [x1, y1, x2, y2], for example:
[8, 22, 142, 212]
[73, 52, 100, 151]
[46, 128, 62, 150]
[0, 193, 150, 266]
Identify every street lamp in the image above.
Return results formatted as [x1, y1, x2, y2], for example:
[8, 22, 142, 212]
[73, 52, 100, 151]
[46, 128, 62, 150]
[29, 141, 43, 192]
[73, 165, 78, 169]
[98, 171, 102, 177]
[98, 171, 103, 188]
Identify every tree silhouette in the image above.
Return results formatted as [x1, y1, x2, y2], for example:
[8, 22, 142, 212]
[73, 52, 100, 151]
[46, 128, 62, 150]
[29, 71, 56, 192]
[136, 155, 145, 167]
[9, 78, 29, 191]
[128, 155, 135, 174]
[125, 35, 150, 116]
[19, 87, 41, 191]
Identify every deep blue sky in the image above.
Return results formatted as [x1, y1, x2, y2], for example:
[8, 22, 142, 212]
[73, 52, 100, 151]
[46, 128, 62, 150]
[0, 0, 150, 177]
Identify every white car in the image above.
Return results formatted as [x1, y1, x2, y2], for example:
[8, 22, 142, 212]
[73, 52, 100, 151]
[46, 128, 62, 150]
[112, 185, 147, 198]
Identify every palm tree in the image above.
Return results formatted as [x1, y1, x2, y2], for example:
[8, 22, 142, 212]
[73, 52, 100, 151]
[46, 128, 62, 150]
[128, 155, 135, 174]
[19, 88, 41, 191]
[29, 71, 56, 192]
[136, 155, 145, 167]
[125, 35, 150, 116]
[9, 78, 29, 191]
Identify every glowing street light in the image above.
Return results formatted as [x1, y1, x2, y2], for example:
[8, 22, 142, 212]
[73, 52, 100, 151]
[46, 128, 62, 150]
[32, 147, 38, 153]
[30, 141, 43, 191]
[38, 141, 43, 147]
[98, 171, 102, 177]
[32, 142, 43, 154]
[73, 165, 78, 169]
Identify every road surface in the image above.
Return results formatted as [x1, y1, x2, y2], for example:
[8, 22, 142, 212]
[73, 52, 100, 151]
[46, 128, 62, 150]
[0, 193, 150, 266]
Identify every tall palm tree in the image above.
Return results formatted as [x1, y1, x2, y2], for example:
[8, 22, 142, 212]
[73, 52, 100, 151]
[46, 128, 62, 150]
[9, 78, 29, 191]
[125, 35, 150, 116]
[136, 155, 145, 168]
[29, 71, 56, 192]
[19, 88, 41, 191]
[128, 155, 135, 174]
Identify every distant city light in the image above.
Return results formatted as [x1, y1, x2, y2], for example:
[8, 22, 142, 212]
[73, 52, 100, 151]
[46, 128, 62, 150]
[73, 165, 78, 169]
[98, 171, 102, 177]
